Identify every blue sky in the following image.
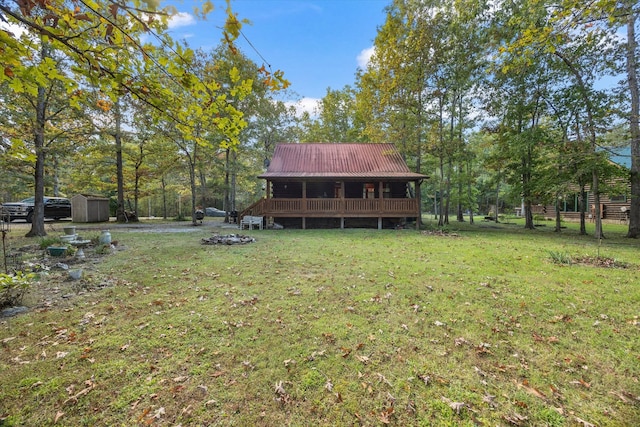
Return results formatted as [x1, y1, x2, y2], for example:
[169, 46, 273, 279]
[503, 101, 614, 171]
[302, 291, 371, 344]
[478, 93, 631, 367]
[166, 0, 390, 112]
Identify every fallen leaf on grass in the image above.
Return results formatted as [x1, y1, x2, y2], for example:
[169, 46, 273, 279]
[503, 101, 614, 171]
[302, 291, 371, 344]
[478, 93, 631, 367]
[325, 379, 333, 392]
[474, 366, 487, 377]
[376, 373, 392, 387]
[482, 394, 497, 408]
[441, 396, 465, 414]
[503, 412, 528, 425]
[181, 404, 193, 416]
[356, 355, 370, 364]
[417, 374, 431, 386]
[274, 380, 291, 404]
[570, 378, 591, 389]
[137, 407, 152, 423]
[378, 406, 394, 424]
[54, 411, 64, 423]
[517, 380, 547, 400]
[152, 407, 165, 419]
[63, 380, 95, 406]
[609, 390, 640, 403]
[454, 337, 469, 346]
[574, 416, 595, 427]
[2, 336, 16, 344]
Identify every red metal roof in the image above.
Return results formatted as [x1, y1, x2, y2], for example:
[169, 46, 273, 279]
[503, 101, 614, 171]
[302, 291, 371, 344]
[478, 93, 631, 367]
[258, 143, 427, 180]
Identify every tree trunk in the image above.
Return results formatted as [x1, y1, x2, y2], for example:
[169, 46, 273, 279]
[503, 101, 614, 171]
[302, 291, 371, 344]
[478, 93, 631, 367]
[223, 148, 231, 223]
[437, 163, 445, 226]
[189, 137, 199, 226]
[189, 161, 198, 225]
[554, 193, 562, 232]
[456, 164, 464, 222]
[495, 173, 501, 224]
[626, 9, 640, 238]
[231, 149, 237, 212]
[579, 184, 587, 235]
[524, 199, 534, 229]
[26, 84, 47, 237]
[444, 158, 452, 225]
[161, 176, 167, 219]
[115, 99, 126, 222]
[467, 158, 474, 225]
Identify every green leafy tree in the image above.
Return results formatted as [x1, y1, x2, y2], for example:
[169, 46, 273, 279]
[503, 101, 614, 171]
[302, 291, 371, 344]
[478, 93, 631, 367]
[298, 86, 366, 143]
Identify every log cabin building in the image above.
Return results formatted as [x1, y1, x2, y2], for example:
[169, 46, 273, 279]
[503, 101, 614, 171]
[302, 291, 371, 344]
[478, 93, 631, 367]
[528, 148, 631, 223]
[240, 143, 427, 229]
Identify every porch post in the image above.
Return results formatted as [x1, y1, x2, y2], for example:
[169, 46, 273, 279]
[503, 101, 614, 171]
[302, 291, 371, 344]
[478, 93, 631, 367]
[378, 181, 384, 229]
[302, 181, 307, 229]
[266, 180, 271, 223]
[340, 181, 345, 229]
[416, 179, 422, 230]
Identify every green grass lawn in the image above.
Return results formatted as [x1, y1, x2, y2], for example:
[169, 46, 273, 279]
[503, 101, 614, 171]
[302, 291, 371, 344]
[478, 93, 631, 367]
[1, 218, 639, 426]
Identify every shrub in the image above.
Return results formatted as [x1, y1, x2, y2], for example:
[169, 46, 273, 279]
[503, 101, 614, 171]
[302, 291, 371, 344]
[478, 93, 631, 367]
[547, 250, 572, 265]
[0, 272, 34, 308]
[38, 236, 62, 249]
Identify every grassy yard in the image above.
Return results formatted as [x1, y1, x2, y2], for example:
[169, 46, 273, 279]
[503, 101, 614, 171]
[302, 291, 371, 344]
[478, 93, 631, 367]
[1, 218, 639, 426]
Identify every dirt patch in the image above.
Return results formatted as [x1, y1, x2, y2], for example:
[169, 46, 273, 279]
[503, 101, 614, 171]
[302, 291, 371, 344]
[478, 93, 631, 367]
[573, 256, 631, 269]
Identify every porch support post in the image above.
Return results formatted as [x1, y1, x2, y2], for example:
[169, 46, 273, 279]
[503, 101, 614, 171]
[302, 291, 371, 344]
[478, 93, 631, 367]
[379, 181, 384, 229]
[266, 180, 271, 224]
[302, 181, 306, 229]
[416, 179, 422, 230]
[340, 181, 345, 228]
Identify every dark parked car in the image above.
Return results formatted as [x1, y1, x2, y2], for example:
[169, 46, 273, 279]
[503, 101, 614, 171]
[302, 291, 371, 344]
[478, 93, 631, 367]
[2, 196, 72, 223]
[205, 207, 226, 217]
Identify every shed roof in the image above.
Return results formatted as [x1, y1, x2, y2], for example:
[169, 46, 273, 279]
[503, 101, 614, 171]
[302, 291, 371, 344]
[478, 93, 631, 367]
[258, 143, 427, 180]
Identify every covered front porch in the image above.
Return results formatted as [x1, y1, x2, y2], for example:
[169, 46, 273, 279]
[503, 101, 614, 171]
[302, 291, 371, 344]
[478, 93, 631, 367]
[243, 179, 422, 229]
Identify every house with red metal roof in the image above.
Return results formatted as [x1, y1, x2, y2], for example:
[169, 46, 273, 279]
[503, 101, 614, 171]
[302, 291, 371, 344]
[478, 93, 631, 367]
[241, 143, 427, 229]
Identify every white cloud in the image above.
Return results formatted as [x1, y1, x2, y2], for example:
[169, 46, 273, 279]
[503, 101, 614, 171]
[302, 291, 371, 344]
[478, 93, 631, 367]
[0, 20, 28, 38]
[357, 46, 375, 69]
[168, 12, 196, 29]
[286, 98, 320, 118]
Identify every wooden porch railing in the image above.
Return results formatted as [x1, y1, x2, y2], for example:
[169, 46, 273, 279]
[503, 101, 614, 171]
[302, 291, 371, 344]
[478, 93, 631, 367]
[241, 198, 418, 218]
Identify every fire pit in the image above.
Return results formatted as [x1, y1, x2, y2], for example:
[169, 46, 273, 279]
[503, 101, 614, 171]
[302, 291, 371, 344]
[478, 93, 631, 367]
[201, 234, 256, 245]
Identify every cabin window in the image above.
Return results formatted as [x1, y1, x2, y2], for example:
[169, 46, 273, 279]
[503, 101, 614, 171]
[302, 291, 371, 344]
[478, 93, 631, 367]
[610, 194, 626, 202]
[559, 192, 585, 212]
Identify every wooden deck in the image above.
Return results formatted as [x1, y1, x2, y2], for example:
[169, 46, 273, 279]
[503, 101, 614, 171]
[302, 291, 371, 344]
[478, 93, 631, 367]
[244, 198, 418, 218]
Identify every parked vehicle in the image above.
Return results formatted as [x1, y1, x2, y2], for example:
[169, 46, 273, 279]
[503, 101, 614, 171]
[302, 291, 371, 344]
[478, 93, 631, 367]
[205, 207, 226, 217]
[2, 197, 72, 223]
